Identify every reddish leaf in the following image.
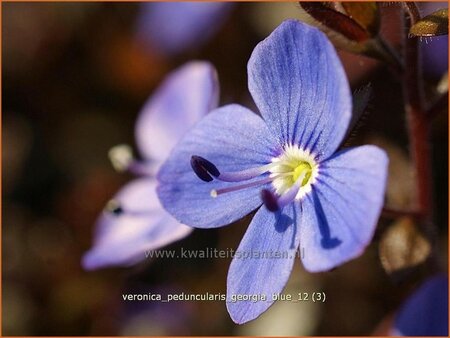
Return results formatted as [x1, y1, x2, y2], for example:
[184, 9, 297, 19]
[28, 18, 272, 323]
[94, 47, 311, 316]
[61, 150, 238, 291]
[341, 2, 380, 36]
[299, 2, 370, 42]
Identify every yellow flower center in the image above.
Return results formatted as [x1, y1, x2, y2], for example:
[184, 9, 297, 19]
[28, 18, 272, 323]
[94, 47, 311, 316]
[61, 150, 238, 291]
[270, 145, 319, 199]
[293, 161, 312, 185]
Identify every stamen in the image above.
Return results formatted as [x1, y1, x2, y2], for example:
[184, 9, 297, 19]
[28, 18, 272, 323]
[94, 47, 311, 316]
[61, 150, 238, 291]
[191, 155, 279, 183]
[261, 189, 279, 212]
[127, 161, 157, 176]
[210, 176, 274, 197]
[191, 156, 220, 182]
[104, 199, 158, 217]
[191, 144, 318, 209]
[109, 144, 133, 172]
[105, 200, 124, 215]
[108, 144, 155, 176]
[216, 163, 277, 182]
[261, 173, 305, 212]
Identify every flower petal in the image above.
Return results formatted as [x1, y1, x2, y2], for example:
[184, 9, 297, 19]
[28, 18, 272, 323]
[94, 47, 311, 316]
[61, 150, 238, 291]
[82, 178, 192, 270]
[135, 2, 233, 56]
[299, 145, 388, 272]
[135, 61, 219, 164]
[248, 20, 352, 160]
[393, 274, 448, 336]
[226, 204, 300, 324]
[157, 104, 279, 228]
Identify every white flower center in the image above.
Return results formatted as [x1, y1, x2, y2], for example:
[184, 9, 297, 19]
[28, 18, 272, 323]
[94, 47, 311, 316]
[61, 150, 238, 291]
[270, 144, 319, 200]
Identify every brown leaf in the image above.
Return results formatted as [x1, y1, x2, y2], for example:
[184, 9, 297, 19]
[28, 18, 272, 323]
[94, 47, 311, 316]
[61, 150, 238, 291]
[341, 2, 380, 36]
[297, 2, 402, 69]
[299, 2, 370, 42]
[379, 217, 431, 274]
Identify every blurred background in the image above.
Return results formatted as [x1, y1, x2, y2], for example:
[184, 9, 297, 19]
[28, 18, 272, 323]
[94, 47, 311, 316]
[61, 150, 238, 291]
[2, 2, 448, 336]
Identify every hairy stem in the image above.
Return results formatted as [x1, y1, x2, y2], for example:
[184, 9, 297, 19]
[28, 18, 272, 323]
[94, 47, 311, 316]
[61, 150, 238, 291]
[403, 2, 421, 25]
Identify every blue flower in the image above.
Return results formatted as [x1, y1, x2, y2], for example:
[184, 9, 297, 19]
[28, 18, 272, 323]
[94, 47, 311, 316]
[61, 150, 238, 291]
[157, 20, 388, 323]
[135, 2, 233, 56]
[392, 274, 448, 336]
[82, 61, 219, 270]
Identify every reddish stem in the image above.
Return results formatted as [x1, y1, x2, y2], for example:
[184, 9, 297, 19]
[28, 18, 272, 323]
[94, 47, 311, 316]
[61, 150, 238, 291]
[403, 2, 421, 25]
[401, 3, 433, 224]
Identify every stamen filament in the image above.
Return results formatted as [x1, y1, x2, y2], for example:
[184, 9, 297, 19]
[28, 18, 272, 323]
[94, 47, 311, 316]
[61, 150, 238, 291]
[217, 162, 278, 182]
[211, 176, 273, 197]
[191, 148, 317, 205]
[128, 161, 157, 176]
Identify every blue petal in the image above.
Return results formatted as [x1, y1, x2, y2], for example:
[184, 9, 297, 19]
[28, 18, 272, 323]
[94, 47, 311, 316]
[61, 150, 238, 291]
[82, 178, 192, 270]
[135, 62, 219, 164]
[226, 204, 300, 324]
[420, 3, 448, 78]
[299, 145, 388, 272]
[135, 2, 233, 56]
[394, 274, 448, 336]
[248, 20, 352, 160]
[157, 104, 279, 228]
[422, 35, 448, 78]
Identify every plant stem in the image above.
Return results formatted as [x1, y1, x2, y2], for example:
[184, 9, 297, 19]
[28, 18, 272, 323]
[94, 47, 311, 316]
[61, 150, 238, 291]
[403, 2, 421, 25]
[401, 3, 433, 224]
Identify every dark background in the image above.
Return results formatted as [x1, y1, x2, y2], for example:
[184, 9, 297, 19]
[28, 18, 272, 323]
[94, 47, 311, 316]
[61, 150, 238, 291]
[2, 2, 448, 335]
